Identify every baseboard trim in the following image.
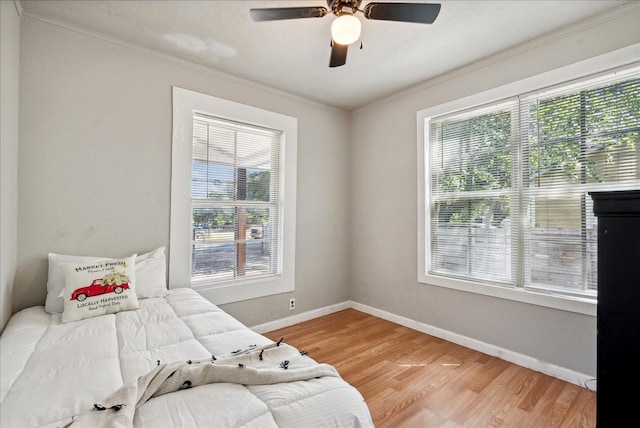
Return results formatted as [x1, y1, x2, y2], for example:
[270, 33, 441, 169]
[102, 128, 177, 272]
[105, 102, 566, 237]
[251, 300, 596, 390]
[250, 301, 351, 334]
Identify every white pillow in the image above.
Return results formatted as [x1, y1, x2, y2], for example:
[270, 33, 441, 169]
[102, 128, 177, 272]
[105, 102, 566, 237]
[46, 247, 168, 314]
[135, 247, 169, 299]
[60, 255, 140, 323]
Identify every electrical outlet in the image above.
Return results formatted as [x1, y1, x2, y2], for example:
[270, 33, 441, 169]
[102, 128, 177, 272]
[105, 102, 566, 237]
[289, 298, 295, 311]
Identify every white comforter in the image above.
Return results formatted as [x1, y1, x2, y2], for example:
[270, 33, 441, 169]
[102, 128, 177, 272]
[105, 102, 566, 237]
[0, 288, 373, 427]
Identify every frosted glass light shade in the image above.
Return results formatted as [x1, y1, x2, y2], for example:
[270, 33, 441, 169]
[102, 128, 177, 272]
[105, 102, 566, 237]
[331, 15, 361, 45]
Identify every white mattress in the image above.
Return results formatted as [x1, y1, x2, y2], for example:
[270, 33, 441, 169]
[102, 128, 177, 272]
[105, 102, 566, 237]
[0, 288, 373, 427]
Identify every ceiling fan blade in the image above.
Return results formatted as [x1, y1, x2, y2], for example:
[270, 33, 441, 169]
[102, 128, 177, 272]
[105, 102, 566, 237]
[329, 41, 348, 67]
[363, 2, 441, 24]
[250, 6, 328, 22]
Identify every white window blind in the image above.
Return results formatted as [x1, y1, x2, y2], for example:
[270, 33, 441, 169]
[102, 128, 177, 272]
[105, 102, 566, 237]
[427, 69, 639, 300]
[429, 101, 519, 286]
[191, 114, 281, 284]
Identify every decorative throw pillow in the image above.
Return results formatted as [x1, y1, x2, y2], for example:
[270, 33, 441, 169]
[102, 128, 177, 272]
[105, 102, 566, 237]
[46, 253, 107, 314]
[60, 255, 140, 323]
[46, 247, 168, 314]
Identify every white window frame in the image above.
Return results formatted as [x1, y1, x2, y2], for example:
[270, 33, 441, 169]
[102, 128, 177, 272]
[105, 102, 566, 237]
[170, 87, 297, 304]
[417, 44, 640, 316]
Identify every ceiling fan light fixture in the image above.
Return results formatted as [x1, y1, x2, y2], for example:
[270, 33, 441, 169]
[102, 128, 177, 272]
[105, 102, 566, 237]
[331, 14, 361, 45]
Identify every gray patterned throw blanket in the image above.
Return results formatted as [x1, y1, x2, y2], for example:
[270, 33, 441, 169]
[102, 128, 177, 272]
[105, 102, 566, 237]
[65, 342, 340, 428]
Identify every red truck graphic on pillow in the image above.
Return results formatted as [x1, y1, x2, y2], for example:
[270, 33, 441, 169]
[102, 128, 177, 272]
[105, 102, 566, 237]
[71, 278, 129, 301]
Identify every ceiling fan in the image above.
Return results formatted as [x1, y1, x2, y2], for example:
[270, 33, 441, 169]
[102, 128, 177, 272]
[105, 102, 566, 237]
[249, 1, 441, 67]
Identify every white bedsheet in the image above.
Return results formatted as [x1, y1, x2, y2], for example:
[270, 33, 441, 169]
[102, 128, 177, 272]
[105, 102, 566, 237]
[0, 288, 373, 427]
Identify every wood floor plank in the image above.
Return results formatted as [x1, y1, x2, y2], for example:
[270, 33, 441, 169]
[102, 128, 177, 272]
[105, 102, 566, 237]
[264, 309, 596, 427]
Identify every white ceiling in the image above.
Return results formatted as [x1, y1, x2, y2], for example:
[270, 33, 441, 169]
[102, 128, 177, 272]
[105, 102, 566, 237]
[20, 0, 632, 111]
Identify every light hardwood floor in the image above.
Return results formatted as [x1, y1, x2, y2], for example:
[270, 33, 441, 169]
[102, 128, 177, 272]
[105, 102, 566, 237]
[264, 309, 596, 427]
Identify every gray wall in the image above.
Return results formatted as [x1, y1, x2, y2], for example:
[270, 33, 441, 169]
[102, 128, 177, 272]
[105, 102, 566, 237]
[15, 17, 351, 327]
[349, 6, 640, 377]
[8, 1, 640, 379]
[1, 0, 21, 333]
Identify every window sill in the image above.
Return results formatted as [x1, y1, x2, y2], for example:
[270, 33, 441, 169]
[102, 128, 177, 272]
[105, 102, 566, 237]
[191, 274, 293, 305]
[419, 273, 596, 316]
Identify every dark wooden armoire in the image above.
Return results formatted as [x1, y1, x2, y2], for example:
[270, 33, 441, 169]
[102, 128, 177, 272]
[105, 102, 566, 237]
[590, 190, 640, 427]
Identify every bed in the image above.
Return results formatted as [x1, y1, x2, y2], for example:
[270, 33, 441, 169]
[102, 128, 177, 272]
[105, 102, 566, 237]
[0, 248, 373, 427]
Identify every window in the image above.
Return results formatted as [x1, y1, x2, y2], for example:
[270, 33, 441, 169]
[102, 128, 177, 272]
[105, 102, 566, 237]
[191, 115, 280, 284]
[419, 65, 639, 312]
[170, 87, 297, 304]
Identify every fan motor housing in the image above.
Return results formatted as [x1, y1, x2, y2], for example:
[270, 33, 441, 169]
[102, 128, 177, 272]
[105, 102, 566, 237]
[328, 0, 362, 15]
